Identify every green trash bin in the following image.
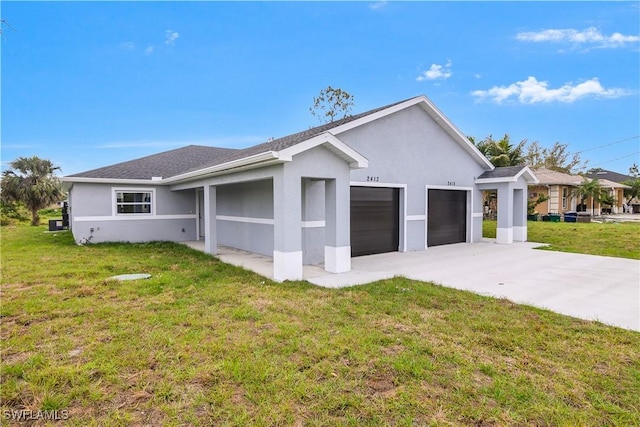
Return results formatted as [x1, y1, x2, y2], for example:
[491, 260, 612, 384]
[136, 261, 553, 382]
[549, 214, 561, 222]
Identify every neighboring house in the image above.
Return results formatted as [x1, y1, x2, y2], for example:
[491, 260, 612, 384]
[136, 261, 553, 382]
[529, 168, 584, 215]
[530, 168, 630, 215]
[62, 95, 538, 281]
[586, 168, 638, 213]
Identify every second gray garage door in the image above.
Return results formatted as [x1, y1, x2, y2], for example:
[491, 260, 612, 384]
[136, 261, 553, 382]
[427, 189, 466, 247]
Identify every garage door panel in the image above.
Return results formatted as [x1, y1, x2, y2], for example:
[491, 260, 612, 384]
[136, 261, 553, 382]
[427, 189, 466, 247]
[351, 187, 399, 257]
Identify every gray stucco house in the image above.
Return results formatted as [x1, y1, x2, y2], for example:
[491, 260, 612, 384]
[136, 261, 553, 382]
[62, 95, 537, 281]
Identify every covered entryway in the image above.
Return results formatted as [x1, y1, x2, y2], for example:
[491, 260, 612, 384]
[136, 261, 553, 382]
[350, 186, 400, 257]
[427, 189, 466, 247]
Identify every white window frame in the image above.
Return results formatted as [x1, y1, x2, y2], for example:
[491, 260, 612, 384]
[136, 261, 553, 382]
[112, 188, 156, 216]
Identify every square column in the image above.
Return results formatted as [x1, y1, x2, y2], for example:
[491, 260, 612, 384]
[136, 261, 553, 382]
[496, 184, 514, 244]
[512, 188, 527, 242]
[204, 185, 217, 254]
[273, 171, 303, 281]
[324, 176, 351, 273]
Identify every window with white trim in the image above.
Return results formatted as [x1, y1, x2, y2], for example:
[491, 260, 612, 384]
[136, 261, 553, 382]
[115, 191, 153, 214]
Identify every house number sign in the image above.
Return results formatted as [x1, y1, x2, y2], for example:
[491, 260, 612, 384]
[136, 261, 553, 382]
[447, 181, 456, 186]
[366, 176, 380, 182]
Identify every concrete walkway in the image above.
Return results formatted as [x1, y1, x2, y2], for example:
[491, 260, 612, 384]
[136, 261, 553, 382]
[182, 240, 640, 332]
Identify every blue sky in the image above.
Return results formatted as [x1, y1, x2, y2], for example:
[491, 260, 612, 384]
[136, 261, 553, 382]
[2, 1, 639, 176]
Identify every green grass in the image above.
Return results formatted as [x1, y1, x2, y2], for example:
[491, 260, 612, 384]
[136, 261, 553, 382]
[2, 224, 639, 426]
[483, 220, 640, 259]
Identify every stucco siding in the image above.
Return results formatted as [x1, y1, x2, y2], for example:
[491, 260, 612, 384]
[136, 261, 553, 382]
[70, 184, 113, 216]
[72, 218, 196, 244]
[216, 180, 274, 219]
[217, 221, 274, 256]
[69, 183, 197, 244]
[339, 105, 487, 247]
[215, 179, 275, 256]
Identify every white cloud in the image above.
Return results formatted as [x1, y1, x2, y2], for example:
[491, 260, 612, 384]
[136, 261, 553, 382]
[471, 76, 631, 104]
[145, 46, 154, 55]
[416, 60, 452, 81]
[165, 30, 179, 46]
[369, 1, 387, 10]
[516, 27, 639, 49]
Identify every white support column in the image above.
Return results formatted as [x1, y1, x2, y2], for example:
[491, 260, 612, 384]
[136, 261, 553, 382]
[513, 188, 527, 242]
[496, 185, 514, 244]
[204, 185, 217, 254]
[273, 171, 303, 281]
[324, 177, 351, 273]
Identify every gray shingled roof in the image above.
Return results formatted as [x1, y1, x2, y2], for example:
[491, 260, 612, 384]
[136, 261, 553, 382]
[476, 165, 528, 179]
[67, 145, 240, 180]
[585, 169, 635, 184]
[68, 97, 416, 180]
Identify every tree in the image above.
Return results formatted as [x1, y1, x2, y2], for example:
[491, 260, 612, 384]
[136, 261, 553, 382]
[524, 141, 586, 174]
[629, 163, 639, 178]
[622, 179, 640, 201]
[309, 86, 354, 123]
[473, 134, 525, 167]
[1, 156, 64, 226]
[573, 178, 604, 214]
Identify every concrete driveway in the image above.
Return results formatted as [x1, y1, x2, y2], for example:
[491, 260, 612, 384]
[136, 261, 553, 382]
[305, 241, 640, 332]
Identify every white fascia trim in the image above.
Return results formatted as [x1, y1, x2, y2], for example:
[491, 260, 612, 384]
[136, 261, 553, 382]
[216, 215, 274, 225]
[278, 132, 369, 169]
[519, 166, 539, 184]
[62, 177, 158, 185]
[74, 214, 196, 222]
[302, 220, 326, 228]
[350, 181, 407, 189]
[163, 151, 280, 184]
[331, 95, 494, 170]
[475, 177, 517, 184]
[426, 184, 474, 192]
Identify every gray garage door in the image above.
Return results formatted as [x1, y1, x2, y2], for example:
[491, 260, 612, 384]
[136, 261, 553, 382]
[350, 187, 400, 257]
[427, 189, 466, 247]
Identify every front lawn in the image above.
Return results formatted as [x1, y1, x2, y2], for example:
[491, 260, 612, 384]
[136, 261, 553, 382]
[2, 225, 639, 426]
[483, 220, 640, 259]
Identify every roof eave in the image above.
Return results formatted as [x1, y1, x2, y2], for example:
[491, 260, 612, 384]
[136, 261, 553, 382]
[61, 177, 160, 185]
[162, 151, 281, 184]
[475, 166, 539, 184]
[277, 132, 369, 169]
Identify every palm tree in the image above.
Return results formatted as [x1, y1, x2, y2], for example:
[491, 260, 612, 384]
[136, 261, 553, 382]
[1, 156, 64, 226]
[474, 134, 525, 167]
[574, 178, 604, 215]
